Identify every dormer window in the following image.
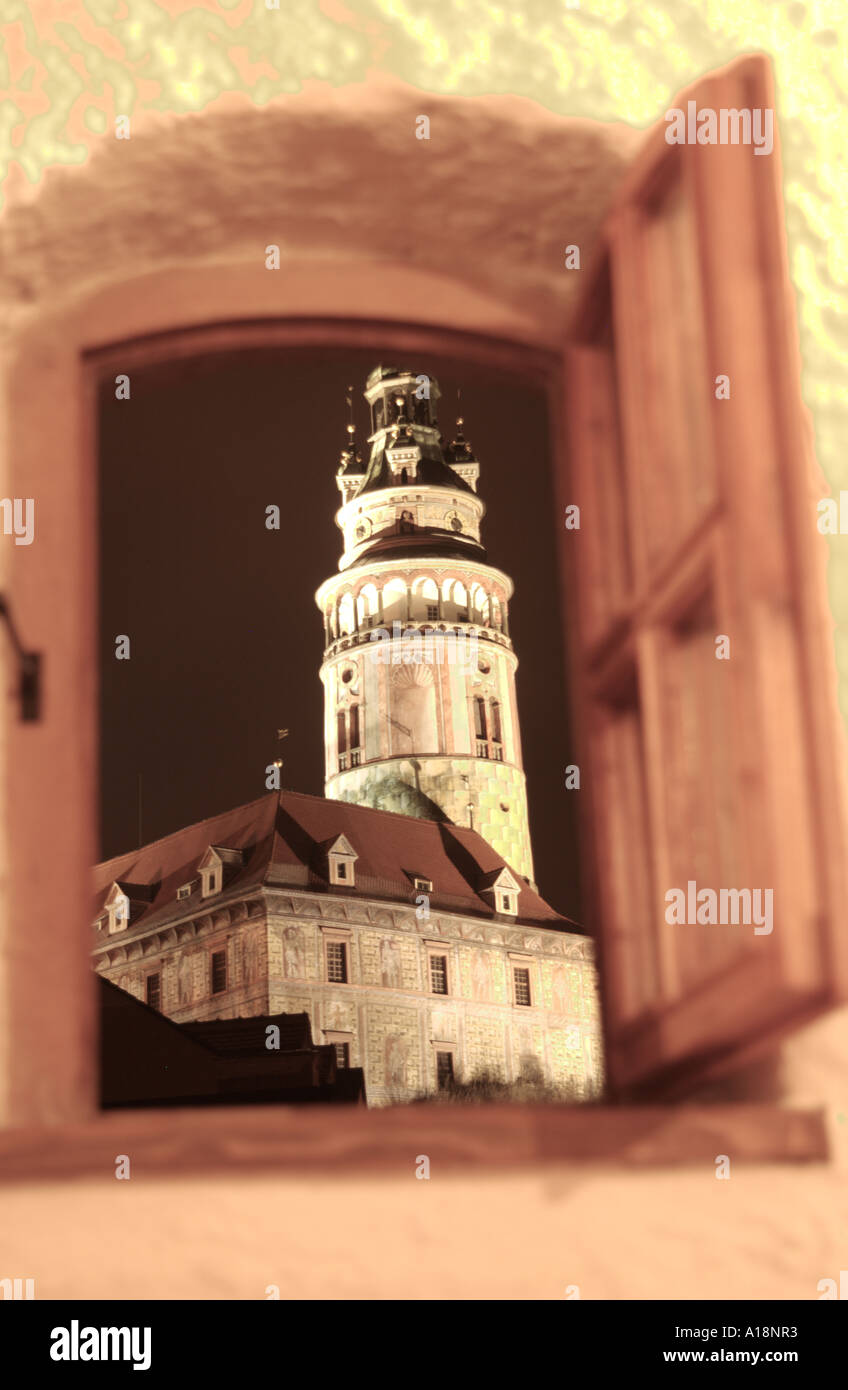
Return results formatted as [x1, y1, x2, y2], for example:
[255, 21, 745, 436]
[325, 833, 358, 887]
[479, 866, 521, 916]
[201, 866, 221, 898]
[102, 882, 131, 934]
[177, 883, 193, 901]
[413, 876, 432, 893]
[197, 845, 244, 898]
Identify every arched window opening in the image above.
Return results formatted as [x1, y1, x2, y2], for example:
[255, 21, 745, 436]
[337, 709, 348, 770]
[474, 696, 488, 757]
[349, 705, 361, 766]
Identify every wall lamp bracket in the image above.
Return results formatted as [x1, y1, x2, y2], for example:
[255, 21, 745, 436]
[0, 597, 42, 721]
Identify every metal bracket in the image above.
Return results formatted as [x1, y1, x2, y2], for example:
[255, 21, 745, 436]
[0, 597, 42, 721]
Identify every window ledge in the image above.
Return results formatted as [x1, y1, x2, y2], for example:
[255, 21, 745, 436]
[0, 1104, 827, 1182]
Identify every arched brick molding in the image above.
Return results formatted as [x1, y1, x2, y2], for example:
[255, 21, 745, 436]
[2, 75, 624, 1123]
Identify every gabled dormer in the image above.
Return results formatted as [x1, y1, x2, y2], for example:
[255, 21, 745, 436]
[97, 879, 156, 933]
[479, 866, 521, 916]
[324, 833, 358, 887]
[197, 844, 245, 898]
[103, 881, 130, 933]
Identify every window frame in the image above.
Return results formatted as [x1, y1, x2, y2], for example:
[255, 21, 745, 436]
[513, 966, 532, 1009]
[145, 970, 161, 1011]
[434, 1047, 456, 1091]
[210, 949, 228, 997]
[428, 952, 449, 997]
[2, 70, 842, 1159]
[322, 928, 352, 986]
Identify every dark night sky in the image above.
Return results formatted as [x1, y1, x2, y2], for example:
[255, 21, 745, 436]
[99, 347, 581, 919]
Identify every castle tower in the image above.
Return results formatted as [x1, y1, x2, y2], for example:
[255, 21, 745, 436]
[315, 367, 534, 882]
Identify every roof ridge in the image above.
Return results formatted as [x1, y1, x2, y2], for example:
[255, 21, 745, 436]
[97, 790, 278, 871]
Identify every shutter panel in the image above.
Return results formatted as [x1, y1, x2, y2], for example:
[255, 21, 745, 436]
[561, 55, 848, 1096]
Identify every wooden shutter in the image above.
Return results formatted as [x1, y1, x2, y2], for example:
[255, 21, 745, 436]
[560, 55, 848, 1097]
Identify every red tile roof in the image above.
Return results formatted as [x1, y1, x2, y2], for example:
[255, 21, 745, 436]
[93, 789, 580, 935]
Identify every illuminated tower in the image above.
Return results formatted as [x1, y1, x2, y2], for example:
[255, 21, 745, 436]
[315, 367, 534, 882]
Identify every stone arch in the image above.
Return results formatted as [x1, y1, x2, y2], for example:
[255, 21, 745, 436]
[358, 582, 380, 627]
[338, 592, 356, 638]
[410, 574, 440, 623]
[470, 582, 490, 625]
[380, 576, 408, 627]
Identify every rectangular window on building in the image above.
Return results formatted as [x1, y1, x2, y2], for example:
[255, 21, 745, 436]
[491, 700, 502, 744]
[146, 972, 161, 1011]
[337, 708, 347, 755]
[349, 704, 360, 749]
[514, 966, 531, 1007]
[211, 950, 227, 995]
[436, 1051, 454, 1089]
[336, 861, 347, 879]
[327, 941, 348, 984]
[333, 1042, 350, 1069]
[427, 604, 438, 620]
[429, 954, 448, 995]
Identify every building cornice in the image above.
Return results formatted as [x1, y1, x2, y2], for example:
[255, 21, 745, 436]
[92, 882, 593, 967]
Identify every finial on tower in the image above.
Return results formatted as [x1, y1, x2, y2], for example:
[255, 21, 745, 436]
[273, 728, 290, 772]
[338, 386, 361, 474]
[449, 389, 473, 458]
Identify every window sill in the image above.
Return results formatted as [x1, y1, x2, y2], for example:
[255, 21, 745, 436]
[0, 1103, 827, 1183]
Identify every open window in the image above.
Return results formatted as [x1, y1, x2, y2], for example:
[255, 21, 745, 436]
[0, 48, 838, 1177]
[561, 55, 848, 1099]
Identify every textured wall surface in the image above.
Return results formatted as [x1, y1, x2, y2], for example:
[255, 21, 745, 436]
[0, 1157, 846, 1300]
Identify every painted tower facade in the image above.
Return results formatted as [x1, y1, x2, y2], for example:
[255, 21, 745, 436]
[316, 367, 534, 882]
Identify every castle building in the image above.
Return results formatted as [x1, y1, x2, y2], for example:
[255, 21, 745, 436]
[91, 367, 603, 1104]
[92, 791, 603, 1104]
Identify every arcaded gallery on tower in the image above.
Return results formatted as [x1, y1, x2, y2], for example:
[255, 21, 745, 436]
[92, 367, 603, 1106]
